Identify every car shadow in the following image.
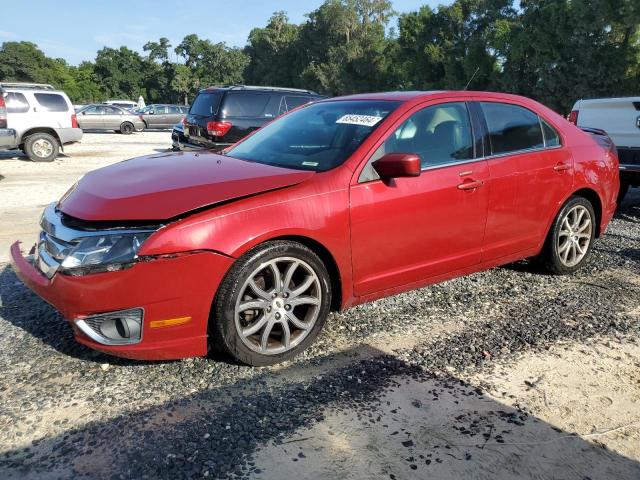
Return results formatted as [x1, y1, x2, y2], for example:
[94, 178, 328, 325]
[0, 342, 638, 479]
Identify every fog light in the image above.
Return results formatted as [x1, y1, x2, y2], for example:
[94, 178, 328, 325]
[75, 308, 144, 346]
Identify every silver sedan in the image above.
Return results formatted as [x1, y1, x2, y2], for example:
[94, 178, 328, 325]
[76, 105, 145, 134]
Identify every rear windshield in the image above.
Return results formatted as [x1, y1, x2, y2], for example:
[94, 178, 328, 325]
[226, 100, 401, 172]
[221, 93, 271, 117]
[34, 93, 69, 112]
[190, 92, 221, 117]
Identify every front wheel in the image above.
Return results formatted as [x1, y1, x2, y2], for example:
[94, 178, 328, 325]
[540, 196, 596, 275]
[212, 241, 332, 366]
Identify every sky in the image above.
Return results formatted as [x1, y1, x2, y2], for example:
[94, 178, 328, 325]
[1, 0, 444, 65]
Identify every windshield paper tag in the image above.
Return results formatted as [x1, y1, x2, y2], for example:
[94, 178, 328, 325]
[336, 114, 383, 127]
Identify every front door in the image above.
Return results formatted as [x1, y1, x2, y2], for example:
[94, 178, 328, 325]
[350, 101, 489, 296]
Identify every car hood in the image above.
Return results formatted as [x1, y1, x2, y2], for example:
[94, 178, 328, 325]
[58, 151, 315, 221]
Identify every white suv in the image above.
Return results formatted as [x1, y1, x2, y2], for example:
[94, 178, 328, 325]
[0, 82, 83, 162]
[569, 97, 640, 203]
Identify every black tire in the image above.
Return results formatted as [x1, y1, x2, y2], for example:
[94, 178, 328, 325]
[617, 181, 630, 206]
[120, 122, 134, 135]
[540, 196, 596, 275]
[211, 240, 332, 366]
[23, 132, 59, 162]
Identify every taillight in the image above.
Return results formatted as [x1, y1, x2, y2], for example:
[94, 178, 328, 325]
[0, 94, 6, 129]
[181, 117, 187, 127]
[206, 121, 232, 137]
[71, 113, 78, 128]
[568, 110, 579, 125]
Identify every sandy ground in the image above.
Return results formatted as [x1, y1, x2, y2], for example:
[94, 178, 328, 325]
[253, 337, 640, 479]
[0, 131, 172, 263]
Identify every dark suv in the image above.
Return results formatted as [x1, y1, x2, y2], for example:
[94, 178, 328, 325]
[182, 86, 325, 150]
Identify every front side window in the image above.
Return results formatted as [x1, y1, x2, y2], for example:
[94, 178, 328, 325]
[481, 102, 544, 155]
[226, 100, 401, 172]
[34, 93, 69, 112]
[373, 102, 474, 169]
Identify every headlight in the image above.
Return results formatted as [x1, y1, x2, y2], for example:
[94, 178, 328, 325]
[60, 233, 152, 275]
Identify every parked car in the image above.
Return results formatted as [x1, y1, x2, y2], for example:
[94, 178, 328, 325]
[138, 104, 188, 130]
[569, 97, 639, 203]
[182, 85, 325, 150]
[76, 104, 145, 134]
[0, 82, 82, 162]
[103, 100, 138, 110]
[11, 91, 619, 366]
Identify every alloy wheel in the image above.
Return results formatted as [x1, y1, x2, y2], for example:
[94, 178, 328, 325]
[32, 139, 53, 158]
[557, 204, 592, 267]
[234, 257, 322, 355]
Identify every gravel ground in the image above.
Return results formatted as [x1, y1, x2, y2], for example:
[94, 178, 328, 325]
[0, 135, 638, 479]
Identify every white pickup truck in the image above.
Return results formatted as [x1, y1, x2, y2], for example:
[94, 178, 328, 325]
[569, 97, 640, 203]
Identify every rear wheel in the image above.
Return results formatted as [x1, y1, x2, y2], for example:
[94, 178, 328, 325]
[24, 133, 59, 162]
[212, 241, 331, 366]
[120, 122, 134, 134]
[540, 196, 595, 275]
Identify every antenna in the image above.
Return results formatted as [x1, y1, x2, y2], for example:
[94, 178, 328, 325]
[463, 67, 480, 91]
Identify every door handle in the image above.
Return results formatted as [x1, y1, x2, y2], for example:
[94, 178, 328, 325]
[553, 162, 571, 172]
[457, 179, 484, 190]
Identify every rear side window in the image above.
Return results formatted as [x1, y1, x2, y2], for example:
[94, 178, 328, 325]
[190, 92, 221, 116]
[222, 93, 271, 117]
[5, 92, 30, 113]
[34, 93, 69, 112]
[481, 102, 543, 155]
[180, 106, 189, 113]
[541, 119, 561, 147]
[169, 106, 181, 114]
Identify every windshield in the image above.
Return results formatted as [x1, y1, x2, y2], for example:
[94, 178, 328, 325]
[225, 100, 401, 172]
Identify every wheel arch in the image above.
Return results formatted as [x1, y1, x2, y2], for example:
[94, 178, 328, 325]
[265, 235, 343, 312]
[20, 127, 61, 147]
[572, 187, 603, 237]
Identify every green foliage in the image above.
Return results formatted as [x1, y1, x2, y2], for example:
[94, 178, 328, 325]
[0, 0, 638, 112]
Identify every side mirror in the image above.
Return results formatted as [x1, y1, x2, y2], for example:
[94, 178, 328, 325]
[372, 153, 421, 179]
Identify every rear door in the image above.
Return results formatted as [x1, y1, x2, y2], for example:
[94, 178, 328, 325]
[102, 106, 124, 129]
[350, 100, 489, 296]
[477, 101, 574, 259]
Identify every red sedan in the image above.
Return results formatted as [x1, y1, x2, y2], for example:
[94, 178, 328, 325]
[10, 91, 619, 365]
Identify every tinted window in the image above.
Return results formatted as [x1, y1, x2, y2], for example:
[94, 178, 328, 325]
[373, 102, 474, 169]
[34, 93, 69, 112]
[169, 106, 181, 114]
[481, 102, 543, 155]
[222, 93, 270, 117]
[541, 119, 561, 147]
[190, 92, 220, 116]
[5, 92, 30, 113]
[227, 100, 401, 172]
[284, 96, 313, 111]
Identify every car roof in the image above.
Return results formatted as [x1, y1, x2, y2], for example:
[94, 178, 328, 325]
[202, 85, 319, 95]
[322, 90, 541, 105]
